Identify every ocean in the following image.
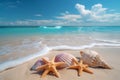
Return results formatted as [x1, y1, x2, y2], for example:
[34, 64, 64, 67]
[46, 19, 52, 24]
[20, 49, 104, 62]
[0, 26, 120, 71]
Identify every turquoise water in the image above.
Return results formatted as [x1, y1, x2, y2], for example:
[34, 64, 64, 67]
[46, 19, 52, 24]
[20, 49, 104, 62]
[0, 26, 120, 42]
[0, 26, 120, 71]
[0, 26, 120, 36]
[0, 26, 79, 36]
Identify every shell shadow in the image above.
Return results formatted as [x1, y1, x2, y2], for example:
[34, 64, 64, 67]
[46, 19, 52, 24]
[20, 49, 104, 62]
[76, 57, 81, 62]
[31, 70, 44, 75]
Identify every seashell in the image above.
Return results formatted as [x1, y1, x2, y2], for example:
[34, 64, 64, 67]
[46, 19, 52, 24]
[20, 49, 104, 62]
[80, 49, 111, 69]
[30, 57, 49, 71]
[55, 53, 77, 68]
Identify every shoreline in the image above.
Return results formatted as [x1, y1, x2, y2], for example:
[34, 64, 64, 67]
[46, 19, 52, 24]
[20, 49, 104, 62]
[0, 47, 120, 80]
[0, 42, 120, 72]
[0, 44, 120, 72]
[0, 46, 50, 72]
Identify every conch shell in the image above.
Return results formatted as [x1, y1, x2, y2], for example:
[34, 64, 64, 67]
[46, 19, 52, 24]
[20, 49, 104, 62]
[55, 53, 77, 68]
[80, 49, 111, 69]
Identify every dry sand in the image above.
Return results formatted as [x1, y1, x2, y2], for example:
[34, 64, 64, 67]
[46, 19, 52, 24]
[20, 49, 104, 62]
[0, 47, 120, 80]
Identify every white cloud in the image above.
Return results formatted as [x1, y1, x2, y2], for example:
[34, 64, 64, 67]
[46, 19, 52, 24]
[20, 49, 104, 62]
[35, 14, 42, 17]
[75, 3, 120, 23]
[75, 4, 91, 16]
[5, 19, 58, 26]
[53, 4, 120, 26]
[10, 20, 53, 26]
[1, 3, 120, 26]
[91, 4, 107, 15]
[56, 13, 81, 22]
[4, 19, 81, 26]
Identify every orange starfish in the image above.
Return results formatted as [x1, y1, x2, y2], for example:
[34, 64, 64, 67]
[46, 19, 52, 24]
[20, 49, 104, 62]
[68, 58, 93, 76]
[36, 57, 65, 78]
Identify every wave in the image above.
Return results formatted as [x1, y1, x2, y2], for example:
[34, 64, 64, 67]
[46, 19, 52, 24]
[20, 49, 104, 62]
[54, 26, 62, 29]
[0, 41, 120, 72]
[50, 42, 120, 50]
[43, 26, 62, 29]
[0, 40, 42, 56]
[94, 39, 120, 44]
[0, 46, 50, 72]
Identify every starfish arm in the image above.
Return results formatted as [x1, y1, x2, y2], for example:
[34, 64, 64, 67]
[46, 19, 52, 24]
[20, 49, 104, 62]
[80, 60, 83, 65]
[78, 67, 83, 76]
[84, 64, 88, 68]
[52, 66, 60, 77]
[72, 58, 79, 64]
[83, 68, 93, 74]
[55, 62, 65, 67]
[52, 56, 55, 63]
[41, 69, 50, 78]
[36, 64, 48, 71]
[42, 58, 49, 63]
[73, 62, 76, 65]
[68, 65, 78, 69]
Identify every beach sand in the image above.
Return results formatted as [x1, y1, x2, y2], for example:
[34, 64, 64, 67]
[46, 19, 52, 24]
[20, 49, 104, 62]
[0, 47, 120, 80]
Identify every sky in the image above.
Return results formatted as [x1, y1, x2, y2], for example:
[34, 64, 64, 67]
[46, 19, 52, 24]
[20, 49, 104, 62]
[0, 0, 120, 26]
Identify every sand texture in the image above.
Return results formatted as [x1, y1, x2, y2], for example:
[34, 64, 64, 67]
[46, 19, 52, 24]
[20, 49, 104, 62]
[0, 47, 120, 80]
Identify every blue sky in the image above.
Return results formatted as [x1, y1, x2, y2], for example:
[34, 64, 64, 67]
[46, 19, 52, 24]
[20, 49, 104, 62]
[0, 0, 120, 26]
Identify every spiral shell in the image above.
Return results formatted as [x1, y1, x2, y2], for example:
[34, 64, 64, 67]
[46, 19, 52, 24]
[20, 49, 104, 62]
[30, 57, 49, 71]
[80, 49, 111, 69]
[55, 53, 77, 68]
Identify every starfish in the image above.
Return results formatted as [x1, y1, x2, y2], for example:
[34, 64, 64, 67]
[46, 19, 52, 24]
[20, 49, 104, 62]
[68, 58, 93, 76]
[36, 56, 65, 78]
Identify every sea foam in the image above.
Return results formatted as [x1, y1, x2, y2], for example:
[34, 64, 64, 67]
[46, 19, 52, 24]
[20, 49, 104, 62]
[0, 46, 50, 72]
[43, 26, 62, 29]
[50, 42, 120, 50]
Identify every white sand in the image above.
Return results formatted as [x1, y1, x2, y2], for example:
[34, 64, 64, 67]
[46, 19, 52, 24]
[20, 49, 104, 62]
[0, 47, 120, 80]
